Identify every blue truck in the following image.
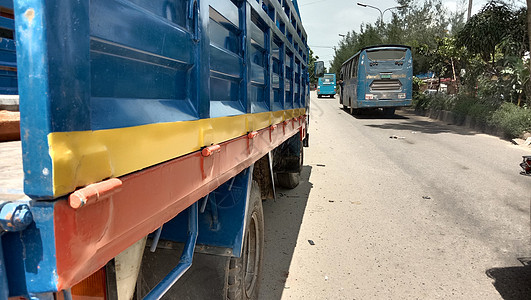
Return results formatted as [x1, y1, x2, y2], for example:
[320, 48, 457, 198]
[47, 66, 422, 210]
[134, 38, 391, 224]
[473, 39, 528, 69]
[0, 0, 309, 298]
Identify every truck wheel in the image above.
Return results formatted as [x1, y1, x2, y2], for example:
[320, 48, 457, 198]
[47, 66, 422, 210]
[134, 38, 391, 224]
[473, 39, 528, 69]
[276, 141, 303, 189]
[276, 173, 300, 189]
[226, 181, 264, 299]
[317, 94, 322, 98]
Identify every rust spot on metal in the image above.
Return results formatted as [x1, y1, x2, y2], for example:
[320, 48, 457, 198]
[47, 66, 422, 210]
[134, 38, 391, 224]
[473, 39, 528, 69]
[24, 8, 35, 24]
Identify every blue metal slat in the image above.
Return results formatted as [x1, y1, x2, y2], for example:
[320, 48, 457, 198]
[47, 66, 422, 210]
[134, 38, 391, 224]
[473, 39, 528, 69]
[0, 16, 13, 30]
[0, 0, 13, 9]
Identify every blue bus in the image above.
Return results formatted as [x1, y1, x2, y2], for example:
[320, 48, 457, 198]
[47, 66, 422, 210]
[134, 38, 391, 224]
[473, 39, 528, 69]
[339, 45, 412, 115]
[317, 73, 336, 98]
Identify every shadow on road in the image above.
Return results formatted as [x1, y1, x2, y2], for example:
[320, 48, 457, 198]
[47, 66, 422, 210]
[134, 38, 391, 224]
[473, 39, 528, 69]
[486, 259, 531, 300]
[340, 106, 409, 120]
[259, 165, 314, 299]
[362, 109, 482, 136]
[365, 119, 479, 135]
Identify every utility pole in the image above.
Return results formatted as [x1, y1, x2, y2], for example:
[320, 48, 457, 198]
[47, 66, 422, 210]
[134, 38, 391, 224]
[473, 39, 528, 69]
[467, 0, 472, 20]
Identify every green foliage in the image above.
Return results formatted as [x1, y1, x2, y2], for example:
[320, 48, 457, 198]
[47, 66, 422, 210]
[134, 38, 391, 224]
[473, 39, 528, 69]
[330, 0, 458, 76]
[329, 0, 531, 137]
[329, 24, 384, 76]
[413, 92, 457, 111]
[412, 77, 427, 109]
[468, 100, 498, 123]
[452, 95, 498, 124]
[417, 93, 531, 138]
[426, 93, 457, 111]
[456, 1, 514, 65]
[498, 7, 528, 58]
[413, 92, 430, 110]
[424, 37, 467, 80]
[308, 49, 318, 85]
[489, 102, 531, 138]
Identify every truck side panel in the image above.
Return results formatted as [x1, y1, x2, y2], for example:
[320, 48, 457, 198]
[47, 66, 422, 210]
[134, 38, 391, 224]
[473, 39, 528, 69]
[4, 0, 309, 296]
[14, 0, 309, 199]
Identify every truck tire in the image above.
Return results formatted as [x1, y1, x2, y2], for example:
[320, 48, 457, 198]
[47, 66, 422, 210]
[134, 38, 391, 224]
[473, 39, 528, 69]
[276, 173, 300, 189]
[276, 141, 303, 189]
[226, 181, 264, 299]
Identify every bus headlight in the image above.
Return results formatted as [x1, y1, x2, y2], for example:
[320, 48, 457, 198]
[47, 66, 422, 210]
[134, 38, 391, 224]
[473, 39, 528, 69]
[398, 93, 406, 99]
[365, 94, 374, 100]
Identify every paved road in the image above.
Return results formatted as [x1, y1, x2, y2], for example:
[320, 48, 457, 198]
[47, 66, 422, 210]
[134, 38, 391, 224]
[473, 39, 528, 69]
[259, 91, 531, 299]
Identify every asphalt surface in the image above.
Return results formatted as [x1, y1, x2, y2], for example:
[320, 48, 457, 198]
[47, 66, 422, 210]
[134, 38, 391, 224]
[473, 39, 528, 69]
[259, 91, 531, 299]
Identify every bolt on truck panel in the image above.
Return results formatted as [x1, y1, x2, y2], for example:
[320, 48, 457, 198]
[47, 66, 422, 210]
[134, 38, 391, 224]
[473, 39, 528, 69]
[0, 0, 309, 298]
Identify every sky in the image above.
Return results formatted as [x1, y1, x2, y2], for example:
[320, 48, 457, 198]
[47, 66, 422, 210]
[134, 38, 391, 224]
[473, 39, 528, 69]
[297, 0, 525, 68]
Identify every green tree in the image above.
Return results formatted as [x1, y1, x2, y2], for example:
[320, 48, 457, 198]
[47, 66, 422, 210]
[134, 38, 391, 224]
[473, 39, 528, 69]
[329, 31, 359, 76]
[308, 49, 318, 85]
[429, 37, 464, 80]
[330, 0, 454, 76]
[456, 1, 514, 67]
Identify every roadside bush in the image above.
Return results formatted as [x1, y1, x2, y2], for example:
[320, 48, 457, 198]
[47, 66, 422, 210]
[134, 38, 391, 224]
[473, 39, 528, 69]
[468, 101, 497, 124]
[489, 102, 531, 138]
[426, 93, 456, 111]
[452, 95, 498, 125]
[452, 95, 475, 124]
[414, 92, 457, 112]
[413, 92, 429, 110]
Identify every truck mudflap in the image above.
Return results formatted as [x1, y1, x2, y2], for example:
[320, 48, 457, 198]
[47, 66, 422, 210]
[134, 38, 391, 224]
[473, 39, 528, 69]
[2, 117, 306, 296]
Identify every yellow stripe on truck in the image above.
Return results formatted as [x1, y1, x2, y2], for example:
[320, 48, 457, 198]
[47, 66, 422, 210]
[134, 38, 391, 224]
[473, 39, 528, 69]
[48, 108, 306, 197]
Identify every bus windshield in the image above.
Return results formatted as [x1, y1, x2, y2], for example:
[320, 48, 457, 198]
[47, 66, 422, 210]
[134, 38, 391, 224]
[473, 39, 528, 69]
[321, 74, 335, 85]
[367, 49, 406, 61]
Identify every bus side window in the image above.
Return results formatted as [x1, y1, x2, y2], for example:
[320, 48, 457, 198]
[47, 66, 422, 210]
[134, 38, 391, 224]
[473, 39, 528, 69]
[341, 64, 348, 79]
[354, 57, 359, 77]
